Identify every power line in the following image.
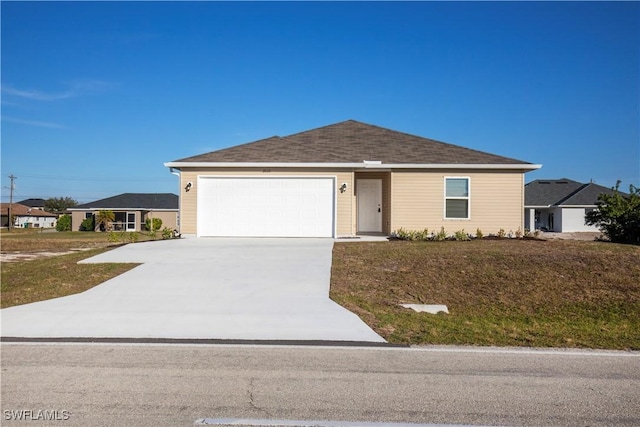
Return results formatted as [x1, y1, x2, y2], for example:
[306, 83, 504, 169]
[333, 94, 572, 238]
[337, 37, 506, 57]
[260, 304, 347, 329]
[7, 174, 17, 230]
[15, 174, 171, 182]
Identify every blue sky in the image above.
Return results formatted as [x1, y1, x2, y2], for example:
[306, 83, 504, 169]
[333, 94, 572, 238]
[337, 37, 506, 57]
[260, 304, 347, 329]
[1, 1, 638, 203]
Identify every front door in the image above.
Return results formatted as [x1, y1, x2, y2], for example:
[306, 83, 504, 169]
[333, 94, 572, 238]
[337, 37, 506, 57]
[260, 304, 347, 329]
[357, 179, 382, 233]
[126, 212, 136, 231]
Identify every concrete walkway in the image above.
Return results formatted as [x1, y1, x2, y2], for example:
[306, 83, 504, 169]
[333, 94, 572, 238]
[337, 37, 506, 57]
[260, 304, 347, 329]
[1, 238, 385, 342]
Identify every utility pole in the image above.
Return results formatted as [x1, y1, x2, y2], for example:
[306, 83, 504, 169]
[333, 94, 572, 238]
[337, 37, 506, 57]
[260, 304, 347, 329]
[8, 174, 16, 231]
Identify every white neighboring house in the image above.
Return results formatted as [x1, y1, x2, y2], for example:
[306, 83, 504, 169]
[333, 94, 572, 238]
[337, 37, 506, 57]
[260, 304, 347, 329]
[524, 179, 617, 232]
[0, 203, 58, 228]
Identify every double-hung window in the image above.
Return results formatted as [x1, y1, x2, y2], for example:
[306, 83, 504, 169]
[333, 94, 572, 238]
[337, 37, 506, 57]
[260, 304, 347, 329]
[445, 177, 470, 219]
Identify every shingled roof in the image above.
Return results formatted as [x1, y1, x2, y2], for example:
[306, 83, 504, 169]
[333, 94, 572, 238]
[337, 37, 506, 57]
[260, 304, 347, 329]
[17, 198, 46, 208]
[73, 193, 178, 210]
[170, 120, 535, 166]
[525, 179, 617, 207]
[0, 203, 57, 217]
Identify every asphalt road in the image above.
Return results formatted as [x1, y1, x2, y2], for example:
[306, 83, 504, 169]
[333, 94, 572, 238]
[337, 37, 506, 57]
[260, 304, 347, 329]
[1, 344, 638, 427]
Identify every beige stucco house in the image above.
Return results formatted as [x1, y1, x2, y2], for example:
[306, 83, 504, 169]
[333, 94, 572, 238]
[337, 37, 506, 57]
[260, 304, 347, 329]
[69, 193, 178, 232]
[165, 120, 541, 238]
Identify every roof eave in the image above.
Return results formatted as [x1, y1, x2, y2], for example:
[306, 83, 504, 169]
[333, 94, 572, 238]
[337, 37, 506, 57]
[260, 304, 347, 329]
[164, 162, 542, 171]
[524, 204, 597, 208]
[68, 207, 178, 211]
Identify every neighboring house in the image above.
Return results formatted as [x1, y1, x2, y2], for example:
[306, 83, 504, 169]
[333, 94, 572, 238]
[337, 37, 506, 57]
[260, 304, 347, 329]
[164, 120, 540, 238]
[17, 198, 47, 211]
[524, 178, 617, 232]
[0, 203, 57, 228]
[68, 193, 179, 232]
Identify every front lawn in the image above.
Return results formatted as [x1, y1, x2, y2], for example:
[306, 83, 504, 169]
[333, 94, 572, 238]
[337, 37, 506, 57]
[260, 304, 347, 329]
[1, 248, 138, 308]
[1, 231, 143, 308]
[330, 239, 640, 349]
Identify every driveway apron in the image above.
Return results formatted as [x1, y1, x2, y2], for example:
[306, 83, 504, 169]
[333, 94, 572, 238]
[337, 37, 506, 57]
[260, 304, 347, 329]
[1, 238, 385, 342]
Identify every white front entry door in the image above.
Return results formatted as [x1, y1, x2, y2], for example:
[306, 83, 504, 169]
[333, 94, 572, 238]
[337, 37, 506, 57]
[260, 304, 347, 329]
[357, 179, 382, 233]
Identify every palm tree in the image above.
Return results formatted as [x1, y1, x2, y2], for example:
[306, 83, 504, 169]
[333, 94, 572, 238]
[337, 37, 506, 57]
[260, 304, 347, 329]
[95, 210, 115, 232]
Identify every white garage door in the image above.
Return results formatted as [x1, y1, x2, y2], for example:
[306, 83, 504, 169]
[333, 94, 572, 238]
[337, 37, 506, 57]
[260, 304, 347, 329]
[197, 177, 336, 237]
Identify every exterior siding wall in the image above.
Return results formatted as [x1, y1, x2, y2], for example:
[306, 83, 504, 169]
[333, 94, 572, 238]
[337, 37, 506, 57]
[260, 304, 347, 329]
[177, 168, 354, 236]
[390, 170, 525, 235]
[176, 167, 527, 237]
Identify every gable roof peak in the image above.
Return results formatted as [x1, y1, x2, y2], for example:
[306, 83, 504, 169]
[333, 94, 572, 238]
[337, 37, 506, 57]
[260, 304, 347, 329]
[169, 120, 537, 167]
[525, 178, 620, 206]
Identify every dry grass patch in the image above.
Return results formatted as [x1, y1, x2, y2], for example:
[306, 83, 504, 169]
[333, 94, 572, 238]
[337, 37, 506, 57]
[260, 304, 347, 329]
[1, 248, 138, 308]
[330, 239, 640, 349]
[1, 230, 116, 252]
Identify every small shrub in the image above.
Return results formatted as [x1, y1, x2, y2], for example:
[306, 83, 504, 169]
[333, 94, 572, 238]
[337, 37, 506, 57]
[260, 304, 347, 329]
[515, 227, 523, 239]
[128, 232, 139, 243]
[108, 231, 120, 243]
[145, 217, 163, 232]
[585, 181, 640, 245]
[56, 214, 72, 232]
[161, 227, 175, 240]
[475, 228, 484, 239]
[392, 228, 432, 241]
[79, 216, 94, 232]
[497, 228, 506, 239]
[415, 228, 429, 241]
[454, 229, 470, 241]
[392, 228, 408, 240]
[434, 227, 448, 241]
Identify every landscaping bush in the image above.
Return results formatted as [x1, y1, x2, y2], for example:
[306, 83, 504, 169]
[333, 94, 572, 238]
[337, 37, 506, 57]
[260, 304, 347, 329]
[586, 181, 640, 245]
[434, 227, 448, 241]
[145, 217, 163, 232]
[454, 229, 470, 241]
[161, 227, 175, 240]
[79, 216, 94, 232]
[56, 214, 72, 232]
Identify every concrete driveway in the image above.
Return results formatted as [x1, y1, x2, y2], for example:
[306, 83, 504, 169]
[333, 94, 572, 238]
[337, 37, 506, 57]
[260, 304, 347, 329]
[1, 238, 385, 342]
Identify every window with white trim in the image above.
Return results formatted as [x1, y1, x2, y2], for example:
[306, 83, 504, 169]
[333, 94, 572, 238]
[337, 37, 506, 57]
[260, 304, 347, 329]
[445, 177, 470, 219]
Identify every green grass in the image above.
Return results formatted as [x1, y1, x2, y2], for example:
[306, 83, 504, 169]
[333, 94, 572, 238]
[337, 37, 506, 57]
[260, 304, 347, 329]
[1, 230, 155, 252]
[1, 247, 138, 308]
[4, 232, 639, 349]
[330, 239, 640, 349]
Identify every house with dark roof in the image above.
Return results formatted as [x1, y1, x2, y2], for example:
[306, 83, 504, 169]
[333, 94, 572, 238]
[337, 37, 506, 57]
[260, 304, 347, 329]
[68, 193, 178, 232]
[524, 179, 616, 232]
[17, 198, 47, 210]
[1, 203, 57, 228]
[164, 120, 541, 238]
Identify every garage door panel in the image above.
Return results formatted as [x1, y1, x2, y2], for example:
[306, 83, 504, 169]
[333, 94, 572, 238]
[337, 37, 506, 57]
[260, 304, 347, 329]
[198, 177, 335, 237]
